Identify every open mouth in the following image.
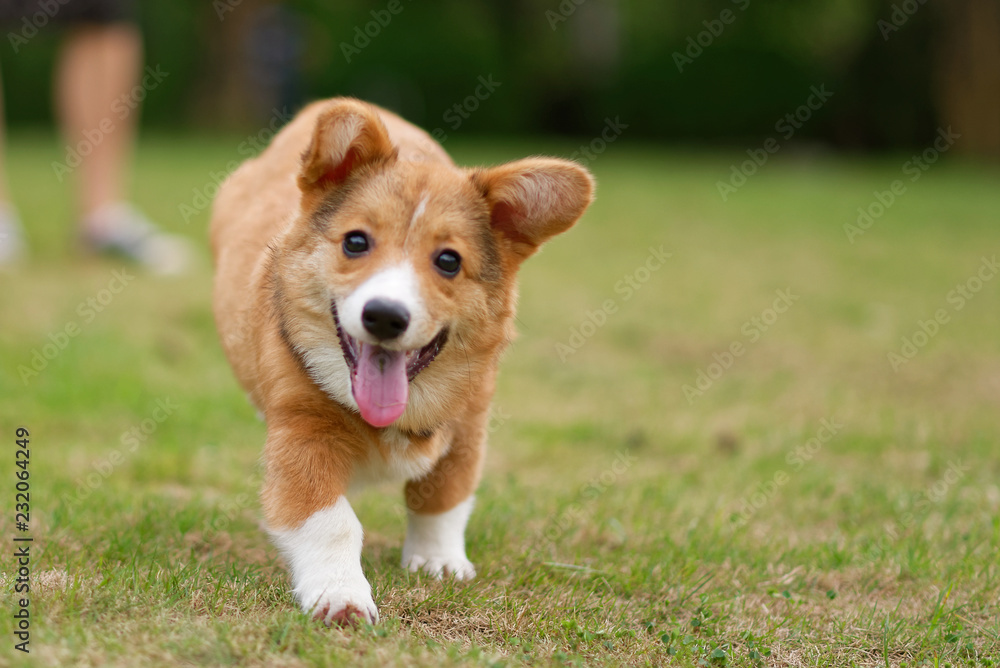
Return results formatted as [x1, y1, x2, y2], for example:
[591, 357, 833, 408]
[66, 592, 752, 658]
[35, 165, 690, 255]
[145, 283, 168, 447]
[331, 302, 447, 427]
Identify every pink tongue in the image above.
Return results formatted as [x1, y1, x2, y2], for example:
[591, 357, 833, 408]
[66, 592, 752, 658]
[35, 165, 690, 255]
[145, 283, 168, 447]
[352, 343, 409, 427]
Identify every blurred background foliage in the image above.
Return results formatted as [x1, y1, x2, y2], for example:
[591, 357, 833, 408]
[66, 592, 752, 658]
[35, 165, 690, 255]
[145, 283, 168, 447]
[2, 0, 998, 156]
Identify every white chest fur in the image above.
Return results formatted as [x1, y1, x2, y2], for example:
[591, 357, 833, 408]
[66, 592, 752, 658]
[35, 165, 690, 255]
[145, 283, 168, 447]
[350, 427, 439, 490]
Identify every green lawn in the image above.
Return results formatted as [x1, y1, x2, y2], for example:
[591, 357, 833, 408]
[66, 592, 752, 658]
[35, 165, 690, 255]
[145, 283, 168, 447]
[1, 130, 998, 667]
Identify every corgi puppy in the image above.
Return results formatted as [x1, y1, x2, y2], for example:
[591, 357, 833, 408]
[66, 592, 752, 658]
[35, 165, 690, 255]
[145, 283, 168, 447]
[210, 98, 594, 625]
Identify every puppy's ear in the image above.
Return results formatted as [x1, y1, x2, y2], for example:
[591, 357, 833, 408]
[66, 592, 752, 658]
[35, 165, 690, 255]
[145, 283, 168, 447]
[298, 99, 397, 209]
[471, 158, 594, 262]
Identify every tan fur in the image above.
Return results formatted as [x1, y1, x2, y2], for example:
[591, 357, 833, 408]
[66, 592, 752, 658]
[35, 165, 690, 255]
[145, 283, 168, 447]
[211, 98, 593, 539]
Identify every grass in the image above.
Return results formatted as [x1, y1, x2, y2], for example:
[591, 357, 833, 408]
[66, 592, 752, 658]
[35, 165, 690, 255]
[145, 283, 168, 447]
[1, 128, 999, 667]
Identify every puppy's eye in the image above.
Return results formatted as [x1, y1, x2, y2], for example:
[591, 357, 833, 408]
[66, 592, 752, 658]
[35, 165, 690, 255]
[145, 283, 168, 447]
[343, 231, 370, 257]
[434, 250, 461, 277]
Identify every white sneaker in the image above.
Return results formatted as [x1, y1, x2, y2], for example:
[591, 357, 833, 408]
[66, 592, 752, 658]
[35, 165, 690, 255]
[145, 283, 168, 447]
[0, 204, 26, 268]
[83, 202, 194, 276]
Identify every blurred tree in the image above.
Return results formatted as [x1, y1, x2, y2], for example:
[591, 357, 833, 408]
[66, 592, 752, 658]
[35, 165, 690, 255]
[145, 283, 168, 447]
[934, 0, 1000, 158]
[0, 0, 995, 158]
[192, 0, 304, 128]
[195, 0, 268, 128]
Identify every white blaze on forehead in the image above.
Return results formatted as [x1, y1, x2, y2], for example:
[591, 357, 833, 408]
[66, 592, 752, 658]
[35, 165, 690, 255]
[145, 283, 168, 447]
[408, 192, 429, 228]
[339, 262, 427, 347]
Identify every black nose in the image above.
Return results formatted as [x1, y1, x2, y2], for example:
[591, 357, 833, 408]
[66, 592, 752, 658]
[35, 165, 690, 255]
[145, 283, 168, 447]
[362, 299, 410, 341]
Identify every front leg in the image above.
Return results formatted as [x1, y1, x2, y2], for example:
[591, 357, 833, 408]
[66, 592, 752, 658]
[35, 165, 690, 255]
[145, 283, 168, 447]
[269, 496, 377, 624]
[262, 418, 377, 625]
[402, 495, 476, 579]
[403, 422, 485, 580]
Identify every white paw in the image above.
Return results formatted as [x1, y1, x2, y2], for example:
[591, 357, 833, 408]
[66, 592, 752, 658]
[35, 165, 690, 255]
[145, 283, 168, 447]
[296, 575, 379, 626]
[403, 553, 476, 580]
[268, 498, 379, 627]
[401, 497, 477, 581]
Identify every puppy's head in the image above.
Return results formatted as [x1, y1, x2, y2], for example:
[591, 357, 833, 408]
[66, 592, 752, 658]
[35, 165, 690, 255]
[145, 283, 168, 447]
[286, 99, 594, 428]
